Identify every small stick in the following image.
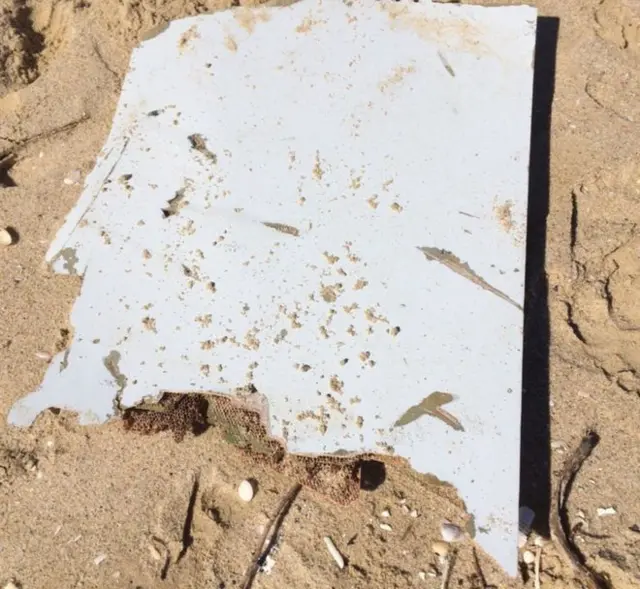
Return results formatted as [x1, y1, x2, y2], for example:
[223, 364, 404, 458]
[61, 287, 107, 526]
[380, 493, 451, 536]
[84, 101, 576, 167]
[550, 430, 609, 589]
[534, 545, 542, 589]
[440, 549, 457, 589]
[241, 483, 302, 589]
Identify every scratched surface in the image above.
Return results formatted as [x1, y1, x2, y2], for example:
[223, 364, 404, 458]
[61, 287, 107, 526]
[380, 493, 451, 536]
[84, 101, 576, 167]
[8, 0, 537, 575]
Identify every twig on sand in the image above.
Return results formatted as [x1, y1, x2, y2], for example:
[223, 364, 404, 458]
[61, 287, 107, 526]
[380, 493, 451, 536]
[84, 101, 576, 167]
[440, 548, 457, 589]
[241, 482, 302, 589]
[550, 430, 609, 589]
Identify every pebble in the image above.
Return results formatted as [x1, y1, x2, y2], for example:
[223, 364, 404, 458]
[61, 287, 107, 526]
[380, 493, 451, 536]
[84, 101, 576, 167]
[417, 571, 426, 581]
[380, 509, 391, 518]
[94, 554, 106, 566]
[0, 228, 14, 246]
[522, 550, 535, 565]
[3, 582, 19, 589]
[63, 169, 82, 185]
[409, 509, 418, 518]
[379, 523, 392, 531]
[432, 541, 450, 557]
[440, 522, 464, 543]
[238, 479, 255, 502]
[323, 536, 345, 569]
[597, 506, 616, 517]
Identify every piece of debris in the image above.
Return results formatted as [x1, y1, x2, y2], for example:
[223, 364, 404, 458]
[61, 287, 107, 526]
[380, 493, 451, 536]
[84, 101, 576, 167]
[238, 479, 255, 502]
[432, 541, 450, 558]
[323, 536, 345, 569]
[94, 554, 107, 565]
[522, 549, 535, 565]
[0, 228, 15, 246]
[550, 430, 609, 589]
[441, 522, 464, 543]
[35, 352, 53, 362]
[596, 506, 616, 517]
[380, 509, 391, 518]
[63, 170, 82, 185]
[518, 505, 535, 547]
[379, 523, 392, 531]
[241, 483, 301, 589]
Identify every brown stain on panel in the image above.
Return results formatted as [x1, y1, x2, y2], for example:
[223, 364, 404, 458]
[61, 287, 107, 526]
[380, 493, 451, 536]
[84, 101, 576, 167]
[418, 246, 522, 310]
[262, 222, 300, 237]
[394, 391, 464, 431]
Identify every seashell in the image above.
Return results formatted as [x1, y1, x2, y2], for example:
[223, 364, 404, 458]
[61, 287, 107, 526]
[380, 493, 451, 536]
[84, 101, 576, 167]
[440, 522, 464, 543]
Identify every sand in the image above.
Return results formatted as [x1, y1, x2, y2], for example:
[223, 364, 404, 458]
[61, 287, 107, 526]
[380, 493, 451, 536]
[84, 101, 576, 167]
[0, 0, 639, 587]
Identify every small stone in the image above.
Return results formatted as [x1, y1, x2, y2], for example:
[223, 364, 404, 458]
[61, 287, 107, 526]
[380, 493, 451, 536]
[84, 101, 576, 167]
[379, 523, 392, 531]
[0, 228, 14, 246]
[432, 541, 449, 557]
[238, 479, 255, 502]
[94, 554, 106, 565]
[440, 522, 464, 543]
[410, 509, 418, 518]
[522, 550, 535, 565]
[597, 506, 616, 517]
[63, 169, 82, 185]
[380, 509, 391, 518]
[3, 582, 20, 589]
[418, 571, 426, 581]
[401, 504, 410, 514]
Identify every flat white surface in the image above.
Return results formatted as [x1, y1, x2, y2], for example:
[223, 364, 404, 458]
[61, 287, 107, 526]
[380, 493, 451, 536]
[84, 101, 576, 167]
[9, 0, 536, 575]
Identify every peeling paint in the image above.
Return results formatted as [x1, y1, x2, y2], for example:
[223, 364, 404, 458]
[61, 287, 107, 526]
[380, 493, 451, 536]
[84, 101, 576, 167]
[262, 222, 300, 237]
[394, 391, 464, 431]
[58, 247, 79, 275]
[418, 246, 522, 310]
[103, 350, 128, 394]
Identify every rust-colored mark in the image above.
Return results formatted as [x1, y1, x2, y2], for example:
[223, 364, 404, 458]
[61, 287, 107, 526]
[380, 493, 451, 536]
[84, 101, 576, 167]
[234, 8, 270, 34]
[188, 134, 217, 164]
[378, 64, 416, 92]
[494, 199, 514, 233]
[225, 35, 238, 52]
[394, 391, 464, 431]
[178, 25, 200, 51]
[418, 246, 522, 310]
[262, 222, 300, 237]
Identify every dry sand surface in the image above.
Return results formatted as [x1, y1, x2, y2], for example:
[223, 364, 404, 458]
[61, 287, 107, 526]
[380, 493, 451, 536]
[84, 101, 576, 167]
[0, 0, 639, 587]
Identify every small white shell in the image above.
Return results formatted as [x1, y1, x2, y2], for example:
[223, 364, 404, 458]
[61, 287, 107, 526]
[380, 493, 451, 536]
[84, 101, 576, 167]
[380, 509, 391, 518]
[522, 550, 535, 565]
[323, 536, 344, 569]
[94, 554, 107, 565]
[597, 506, 616, 517]
[410, 509, 418, 518]
[440, 522, 464, 543]
[0, 229, 14, 246]
[238, 479, 255, 502]
[379, 523, 392, 531]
